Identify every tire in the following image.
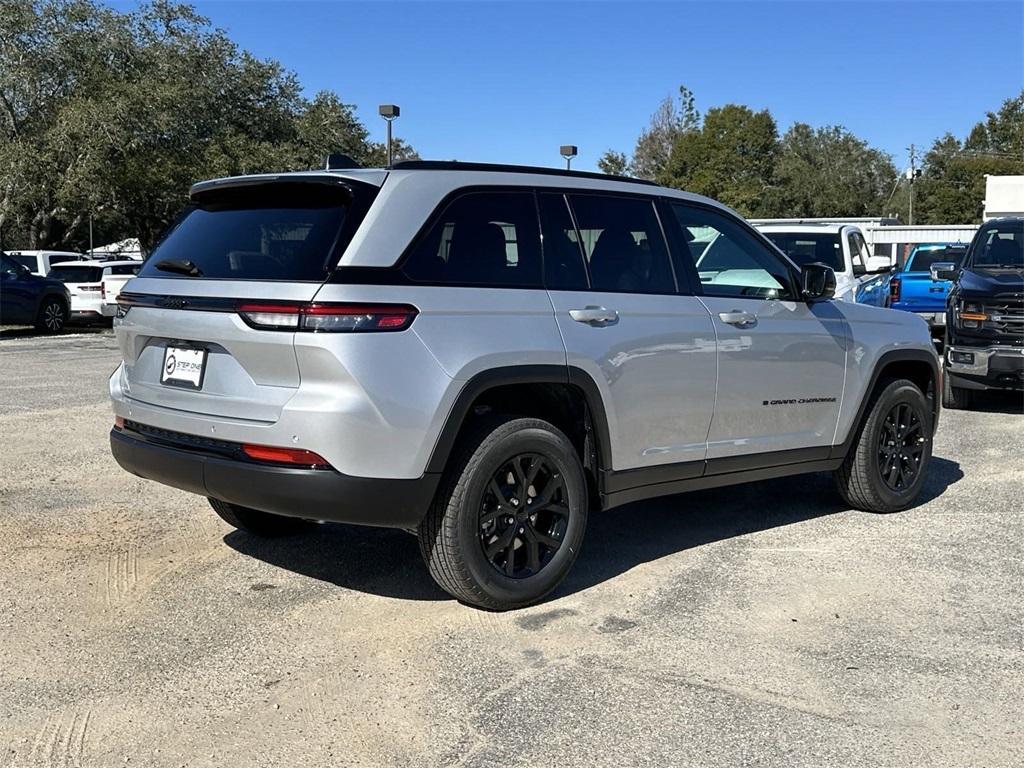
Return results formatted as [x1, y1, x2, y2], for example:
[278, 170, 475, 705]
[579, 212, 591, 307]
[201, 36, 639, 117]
[35, 296, 67, 334]
[942, 370, 973, 410]
[208, 498, 306, 537]
[418, 416, 588, 610]
[834, 378, 933, 513]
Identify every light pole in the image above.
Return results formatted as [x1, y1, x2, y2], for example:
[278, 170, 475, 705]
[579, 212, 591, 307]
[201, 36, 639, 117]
[379, 104, 400, 167]
[560, 145, 578, 171]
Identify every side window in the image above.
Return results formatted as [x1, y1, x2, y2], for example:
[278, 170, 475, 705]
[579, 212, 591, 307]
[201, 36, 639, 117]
[566, 194, 675, 294]
[109, 264, 140, 275]
[403, 191, 541, 287]
[670, 204, 794, 300]
[538, 193, 588, 290]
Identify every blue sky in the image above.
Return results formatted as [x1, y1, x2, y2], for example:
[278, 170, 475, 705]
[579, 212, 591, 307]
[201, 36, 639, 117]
[157, 1, 1022, 171]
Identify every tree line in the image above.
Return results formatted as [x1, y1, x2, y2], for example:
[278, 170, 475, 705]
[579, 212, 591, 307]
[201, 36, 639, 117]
[0, 0, 416, 252]
[3, 1, 1021, 255]
[599, 85, 1024, 224]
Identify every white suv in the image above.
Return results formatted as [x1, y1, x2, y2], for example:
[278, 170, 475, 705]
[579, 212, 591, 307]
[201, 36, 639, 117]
[109, 161, 940, 609]
[49, 260, 141, 322]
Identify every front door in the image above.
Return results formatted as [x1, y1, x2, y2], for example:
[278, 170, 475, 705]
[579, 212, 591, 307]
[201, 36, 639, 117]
[540, 192, 717, 474]
[666, 202, 847, 461]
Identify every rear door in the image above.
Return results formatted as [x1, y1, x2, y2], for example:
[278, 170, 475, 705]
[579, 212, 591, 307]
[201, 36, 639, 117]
[543, 192, 716, 474]
[667, 202, 846, 461]
[116, 177, 376, 424]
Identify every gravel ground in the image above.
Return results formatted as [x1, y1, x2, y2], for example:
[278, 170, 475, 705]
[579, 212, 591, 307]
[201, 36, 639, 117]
[1, 328, 1021, 768]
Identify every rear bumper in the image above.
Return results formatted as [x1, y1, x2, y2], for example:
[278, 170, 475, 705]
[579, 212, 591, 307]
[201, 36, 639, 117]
[110, 428, 439, 529]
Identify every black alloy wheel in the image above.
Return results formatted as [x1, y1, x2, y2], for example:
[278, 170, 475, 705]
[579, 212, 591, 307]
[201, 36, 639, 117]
[877, 402, 927, 491]
[479, 453, 570, 579]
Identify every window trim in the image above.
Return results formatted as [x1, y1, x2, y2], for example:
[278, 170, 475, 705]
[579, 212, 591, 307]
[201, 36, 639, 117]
[661, 198, 802, 301]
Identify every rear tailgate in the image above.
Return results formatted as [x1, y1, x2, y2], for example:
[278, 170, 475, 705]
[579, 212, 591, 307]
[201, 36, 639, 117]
[115, 176, 378, 425]
[895, 272, 950, 311]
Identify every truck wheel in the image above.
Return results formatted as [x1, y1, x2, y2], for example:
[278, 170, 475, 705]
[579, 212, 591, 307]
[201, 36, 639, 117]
[834, 378, 933, 513]
[418, 416, 588, 610]
[941, 371, 973, 410]
[35, 296, 68, 334]
[209, 498, 306, 537]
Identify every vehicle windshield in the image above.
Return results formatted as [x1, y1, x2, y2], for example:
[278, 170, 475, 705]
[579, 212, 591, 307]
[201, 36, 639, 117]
[906, 246, 967, 272]
[138, 181, 369, 281]
[49, 265, 103, 282]
[970, 220, 1023, 268]
[761, 232, 843, 271]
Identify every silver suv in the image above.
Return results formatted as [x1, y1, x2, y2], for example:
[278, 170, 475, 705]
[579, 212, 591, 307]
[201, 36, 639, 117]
[109, 161, 940, 609]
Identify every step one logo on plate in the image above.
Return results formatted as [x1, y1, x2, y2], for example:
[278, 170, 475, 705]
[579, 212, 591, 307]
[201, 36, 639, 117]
[161, 345, 207, 389]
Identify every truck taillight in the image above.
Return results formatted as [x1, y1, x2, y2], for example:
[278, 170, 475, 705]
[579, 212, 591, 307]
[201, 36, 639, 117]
[889, 277, 901, 302]
[237, 302, 418, 333]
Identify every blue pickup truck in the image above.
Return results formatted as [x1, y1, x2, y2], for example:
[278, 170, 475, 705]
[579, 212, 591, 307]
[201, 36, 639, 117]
[889, 243, 968, 338]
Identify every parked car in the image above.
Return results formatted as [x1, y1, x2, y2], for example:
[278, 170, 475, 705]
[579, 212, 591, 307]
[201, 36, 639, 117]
[48, 260, 141, 323]
[889, 243, 969, 339]
[937, 217, 1024, 408]
[0, 251, 71, 332]
[108, 161, 940, 610]
[5, 249, 85, 276]
[757, 223, 892, 306]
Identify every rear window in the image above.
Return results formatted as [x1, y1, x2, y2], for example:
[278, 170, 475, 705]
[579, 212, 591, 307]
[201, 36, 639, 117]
[108, 264, 141, 276]
[906, 247, 966, 272]
[9, 254, 39, 272]
[50, 265, 103, 282]
[138, 181, 372, 281]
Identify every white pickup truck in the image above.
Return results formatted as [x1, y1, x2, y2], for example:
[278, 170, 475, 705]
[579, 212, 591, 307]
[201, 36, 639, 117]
[756, 223, 893, 307]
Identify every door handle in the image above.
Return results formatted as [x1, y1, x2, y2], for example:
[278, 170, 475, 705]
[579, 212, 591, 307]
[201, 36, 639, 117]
[569, 306, 619, 326]
[718, 310, 756, 327]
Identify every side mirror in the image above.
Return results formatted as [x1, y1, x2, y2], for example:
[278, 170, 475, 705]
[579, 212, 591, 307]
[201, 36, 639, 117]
[865, 255, 893, 274]
[802, 262, 836, 302]
[930, 262, 957, 281]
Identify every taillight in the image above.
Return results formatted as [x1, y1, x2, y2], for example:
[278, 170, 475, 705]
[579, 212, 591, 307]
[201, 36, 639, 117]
[101, 283, 106, 299]
[114, 416, 125, 430]
[237, 302, 418, 332]
[241, 443, 332, 469]
[889, 277, 901, 302]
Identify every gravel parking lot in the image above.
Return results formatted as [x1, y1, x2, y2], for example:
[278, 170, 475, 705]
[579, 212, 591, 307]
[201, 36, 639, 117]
[1, 328, 1021, 768]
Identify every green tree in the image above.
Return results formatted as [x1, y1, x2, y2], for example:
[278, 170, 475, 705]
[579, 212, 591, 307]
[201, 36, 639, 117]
[597, 150, 629, 176]
[663, 104, 779, 216]
[766, 123, 897, 218]
[909, 92, 1024, 223]
[629, 84, 699, 180]
[0, 0, 415, 252]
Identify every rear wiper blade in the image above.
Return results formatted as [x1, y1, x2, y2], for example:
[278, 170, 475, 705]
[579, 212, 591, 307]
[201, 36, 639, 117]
[154, 258, 202, 276]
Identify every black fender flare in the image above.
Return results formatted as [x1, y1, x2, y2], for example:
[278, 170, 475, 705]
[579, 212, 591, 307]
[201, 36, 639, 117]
[424, 365, 612, 475]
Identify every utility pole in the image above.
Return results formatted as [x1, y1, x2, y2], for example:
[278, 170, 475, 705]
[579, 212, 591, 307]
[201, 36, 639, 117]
[907, 144, 921, 226]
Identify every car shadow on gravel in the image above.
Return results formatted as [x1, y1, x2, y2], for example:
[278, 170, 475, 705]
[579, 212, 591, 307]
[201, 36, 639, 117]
[0, 325, 111, 339]
[224, 456, 963, 605]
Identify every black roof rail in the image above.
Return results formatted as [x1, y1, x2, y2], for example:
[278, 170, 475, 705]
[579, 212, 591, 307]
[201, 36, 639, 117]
[390, 160, 659, 187]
